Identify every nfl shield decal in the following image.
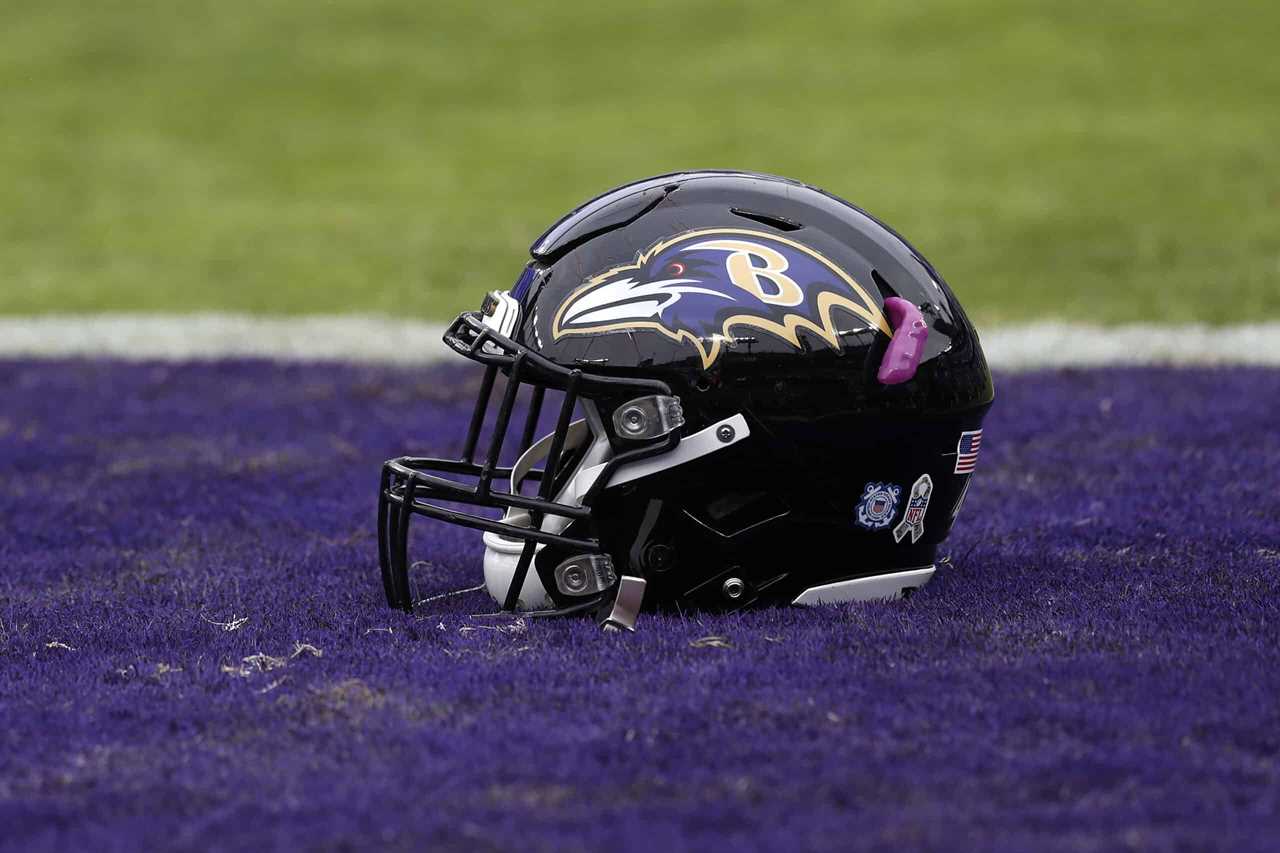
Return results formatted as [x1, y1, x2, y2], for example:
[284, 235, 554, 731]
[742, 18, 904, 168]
[856, 482, 902, 530]
[893, 474, 934, 544]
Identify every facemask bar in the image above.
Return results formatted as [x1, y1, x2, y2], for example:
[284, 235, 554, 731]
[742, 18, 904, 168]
[378, 312, 681, 614]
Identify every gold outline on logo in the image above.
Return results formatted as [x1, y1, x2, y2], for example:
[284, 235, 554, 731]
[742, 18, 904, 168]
[550, 227, 891, 369]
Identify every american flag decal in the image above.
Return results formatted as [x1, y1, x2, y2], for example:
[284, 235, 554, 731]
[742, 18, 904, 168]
[954, 429, 983, 474]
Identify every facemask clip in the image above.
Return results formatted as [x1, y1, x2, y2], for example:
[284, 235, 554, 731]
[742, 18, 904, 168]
[612, 395, 684, 441]
[553, 553, 617, 597]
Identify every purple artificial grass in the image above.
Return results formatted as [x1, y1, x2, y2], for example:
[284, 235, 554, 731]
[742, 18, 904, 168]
[1, 360, 1278, 852]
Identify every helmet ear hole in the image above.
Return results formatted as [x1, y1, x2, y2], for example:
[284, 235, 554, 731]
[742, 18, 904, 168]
[721, 576, 747, 600]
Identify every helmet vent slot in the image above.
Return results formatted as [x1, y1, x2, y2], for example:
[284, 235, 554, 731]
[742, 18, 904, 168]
[729, 208, 803, 232]
[870, 269, 894, 298]
[685, 490, 791, 538]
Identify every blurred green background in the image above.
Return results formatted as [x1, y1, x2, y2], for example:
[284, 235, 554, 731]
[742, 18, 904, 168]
[2, 0, 1277, 325]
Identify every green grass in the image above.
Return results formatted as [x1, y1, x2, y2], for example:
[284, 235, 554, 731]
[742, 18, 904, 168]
[2, 0, 1277, 325]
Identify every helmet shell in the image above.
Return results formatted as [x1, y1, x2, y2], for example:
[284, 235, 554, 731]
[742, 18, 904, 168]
[504, 172, 994, 609]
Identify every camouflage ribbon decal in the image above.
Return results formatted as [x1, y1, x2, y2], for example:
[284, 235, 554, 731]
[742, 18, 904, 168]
[893, 473, 933, 544]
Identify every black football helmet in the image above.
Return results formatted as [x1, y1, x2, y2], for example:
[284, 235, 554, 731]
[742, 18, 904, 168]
[379, 171, 993, 629]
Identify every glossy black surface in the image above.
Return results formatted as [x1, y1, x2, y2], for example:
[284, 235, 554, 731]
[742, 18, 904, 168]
[521, 171, 991, 415]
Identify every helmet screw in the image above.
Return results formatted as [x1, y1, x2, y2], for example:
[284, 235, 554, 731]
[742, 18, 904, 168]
[562, 564, 587, 593]
[722, 577, 746, 600]
[716, 424, 735, 443]
[619, 405, 647, 435]
[644, 543, 674, 572]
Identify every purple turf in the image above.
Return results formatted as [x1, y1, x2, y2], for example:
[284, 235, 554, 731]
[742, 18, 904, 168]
[1, 360, 1278, 852]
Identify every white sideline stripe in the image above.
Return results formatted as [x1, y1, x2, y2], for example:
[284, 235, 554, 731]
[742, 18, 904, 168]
[981, 322, 1280, 369]
[1, 314, 1279, 369]
[0, 314, 449, 364]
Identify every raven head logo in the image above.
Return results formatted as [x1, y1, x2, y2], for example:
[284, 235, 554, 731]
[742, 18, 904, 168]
[551, 228, 891, 368]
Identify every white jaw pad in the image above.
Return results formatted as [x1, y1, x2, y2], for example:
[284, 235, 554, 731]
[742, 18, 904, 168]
[482, 543, 553, 610]
[509, 420, 592, 497]
[480, 416, 609, 610]
[791, 566, 936, 605]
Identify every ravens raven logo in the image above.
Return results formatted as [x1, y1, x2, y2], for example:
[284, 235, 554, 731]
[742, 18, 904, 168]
[551, 228, 890, 368]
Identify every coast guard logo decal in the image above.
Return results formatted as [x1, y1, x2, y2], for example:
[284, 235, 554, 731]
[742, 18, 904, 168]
[551, 228, 891, 369]
[856, 482, 901, 530]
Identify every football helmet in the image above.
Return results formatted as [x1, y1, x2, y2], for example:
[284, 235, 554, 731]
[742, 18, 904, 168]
[378, 171, 993, 629]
